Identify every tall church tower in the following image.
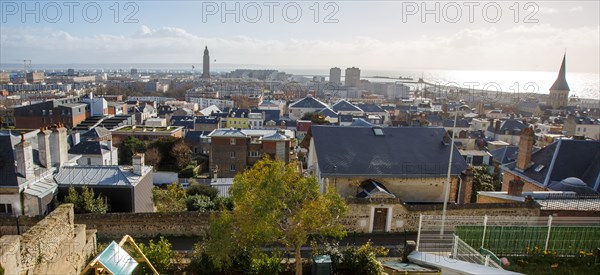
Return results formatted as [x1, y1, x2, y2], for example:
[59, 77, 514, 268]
[201, 46, 210, 79]
[547, 54, 569, 109]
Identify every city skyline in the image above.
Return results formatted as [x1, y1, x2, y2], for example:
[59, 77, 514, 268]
[0, 1, 599, 73]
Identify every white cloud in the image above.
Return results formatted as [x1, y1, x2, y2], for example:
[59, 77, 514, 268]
[569, 6, 584, 12]
[0, 25, 598, 73]
[538, 7, 559, 14]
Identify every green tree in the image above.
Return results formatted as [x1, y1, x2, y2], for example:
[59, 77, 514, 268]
[186, 183, 219, 199]
[301, 112, 329, 125]
[137, 236, 173, 274]
[64, 185, 108, 214]
[206, 157, 347, 275]
[152, 182, 187, 212]
[471, 166, 497, 202]
[118, 136, 146, 165]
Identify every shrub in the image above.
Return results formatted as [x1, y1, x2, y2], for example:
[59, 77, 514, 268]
[137, 236, 174, 274]
[186, 183, 219, 199]
[213, 196, 234, 210]
[179, 165, 196, 178]
[248, 252, 283, 275]
[342, 241, 388, 275]
[186, 195, 215, 212]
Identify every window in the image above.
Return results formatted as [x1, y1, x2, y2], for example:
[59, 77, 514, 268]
[230, 164, 236, 171]
[248, 151, 260, 157]
[0, 203, 12, 215]
[230, 138, 236, 145]
[230, 152, 235, 158]
[583, 128, 586, 132]
[87, 158, 91, 165]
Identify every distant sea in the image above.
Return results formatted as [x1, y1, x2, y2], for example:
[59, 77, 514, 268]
[1, 63, 598, 100]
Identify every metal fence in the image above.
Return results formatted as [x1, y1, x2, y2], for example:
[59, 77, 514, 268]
[416, 215, 600, 257]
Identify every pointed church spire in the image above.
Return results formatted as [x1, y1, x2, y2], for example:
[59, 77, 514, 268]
[550, 53, 569, 91]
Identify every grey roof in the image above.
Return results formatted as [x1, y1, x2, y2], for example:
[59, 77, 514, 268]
[319, 107, 338, 118]
[550, 54, 570, 91]
[262, 132, 290, 141]
[311, 126, 468, 177]
[81, 127, 111, 140]
[490, 146, 540, 164]
[339, 115, 353, 123]
[487, 119, 527, 134]
[356, 103, 386, 113]
[502, 139, 600, 193]
[0, 135, 18, 187]
[332, 100, 362, 112]
[54, 166, 145, 186]
[69, 141, 111, 155]
[184, 131, 209, 143]
[350, 118, 373, 127]
[548, 177, 597, 195]
[289, 96, 328, 109]
[208, 128, 247, 138]
[443, 119, 470, 128]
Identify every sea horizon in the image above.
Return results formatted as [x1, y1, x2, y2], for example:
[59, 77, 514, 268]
[1, 63, 598, 100]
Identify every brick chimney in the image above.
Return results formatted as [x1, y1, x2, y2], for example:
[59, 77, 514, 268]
[507, 177, 524, 197]
[15, 133, 34, 179]
[132, 153, 145, 175]
[516, 127, 535, 171]
[37, 127, 52, 168]
[460, 166, 474, 204]
[50, 123, 68, 167]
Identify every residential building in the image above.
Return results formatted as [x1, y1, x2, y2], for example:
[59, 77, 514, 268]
[307, 125, 469, 202]
[110, 125, 184, 146]
[500, 128, 600, 194]
[55, 154, 154, 213]
[486, 119, 528, 145]
[13, 97, 88, 129]
[563, 115, 600, 140]
[208, 128, 295, 178]
[68, 140, 118, 166]
[288, 95, 328, 120]
[26, 72, 45, 83]
[331, 99, 363, 116]
[329, 67, 341, 85]
[345, 67, 360, 88]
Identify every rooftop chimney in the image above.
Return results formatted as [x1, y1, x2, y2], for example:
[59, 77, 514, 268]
[132, 153, 145, 175]
[37, 127, 52, 168]
[15, 133, 35, 179]
[507, 177, 524, 197]
[50, 123, 68, 167]
[516, 127, 535, 171]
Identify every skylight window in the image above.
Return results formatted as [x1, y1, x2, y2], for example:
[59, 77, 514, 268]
[534, 164, 545, 172]
[373, 127, 384, 136]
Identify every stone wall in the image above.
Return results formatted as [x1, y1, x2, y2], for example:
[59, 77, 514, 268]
[74, 211, 213, 238]
[342, 198, 540, 233]
[0, 204, 96, 275]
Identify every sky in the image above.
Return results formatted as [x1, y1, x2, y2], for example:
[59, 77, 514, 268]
[1, 1, 599, 73]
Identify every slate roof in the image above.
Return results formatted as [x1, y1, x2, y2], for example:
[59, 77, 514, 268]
[487, 119, 527, 134]
[195, 116, 219, 124]
[350, 118, 373, 127]
[0, 134, 18, 187]
[356, 103, 386, 113]
[289, 96, 328, 109]
[332, 100, 362, 112]
[184, 131, 209, 143]
[319, 107, 338, 118]
[490, 146, 534, 164]
[81, 127, 111, 140]
[208, 128, 247, 138]
[443, 119, 470, 128]
[550, 54, 570, 91]
[502, 140, 600, 193]
[69, 141, 111, 155]
[311, 126, 468, 177]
